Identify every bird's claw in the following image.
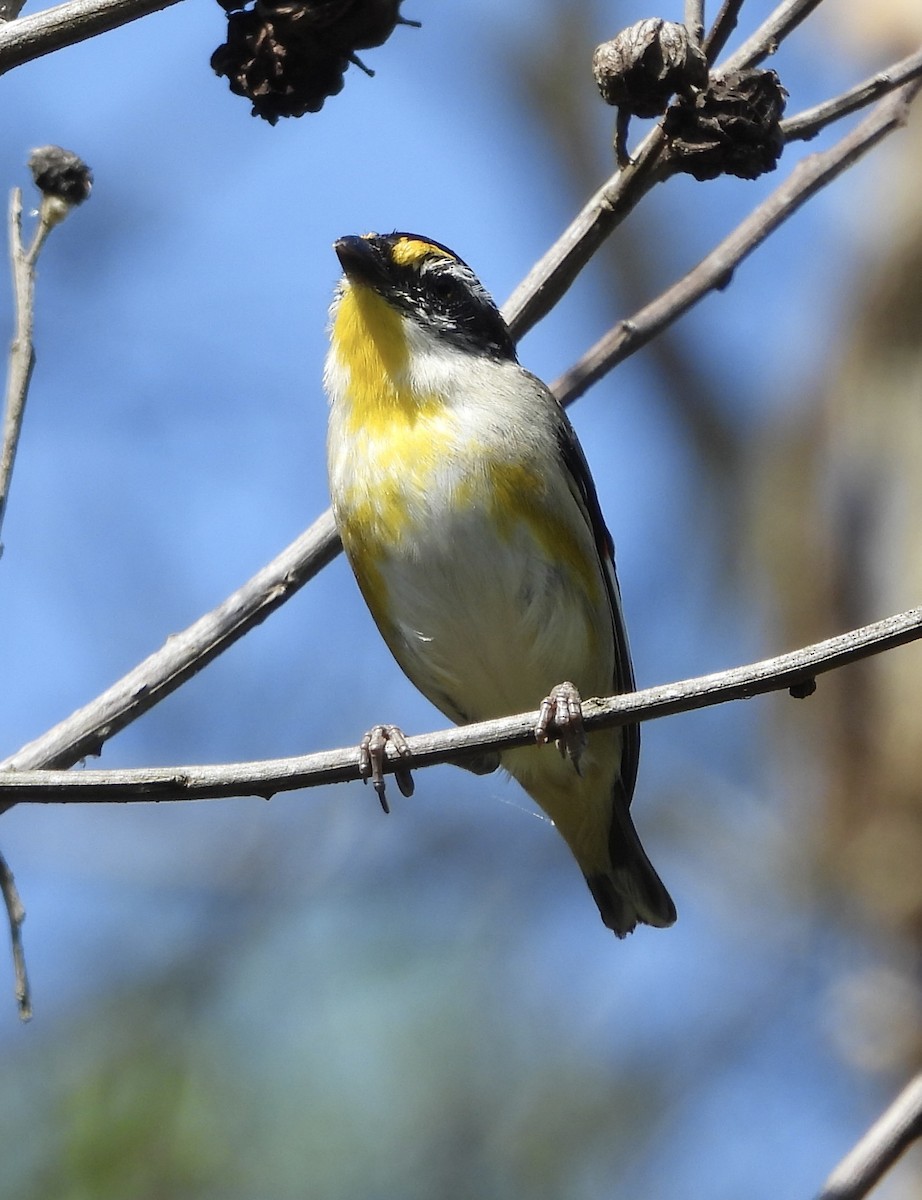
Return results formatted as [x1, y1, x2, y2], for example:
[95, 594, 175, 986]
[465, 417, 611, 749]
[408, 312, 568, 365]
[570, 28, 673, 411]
[535, 681, 587, 770]
[358, 724, 415, 813]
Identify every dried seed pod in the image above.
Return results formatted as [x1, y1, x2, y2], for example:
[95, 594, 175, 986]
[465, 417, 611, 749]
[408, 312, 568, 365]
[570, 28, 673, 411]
[211, 0, 419, 122]
[593, 18, 708, 119]
[663, 68, 788, 180]
[28, 147, 93, 208]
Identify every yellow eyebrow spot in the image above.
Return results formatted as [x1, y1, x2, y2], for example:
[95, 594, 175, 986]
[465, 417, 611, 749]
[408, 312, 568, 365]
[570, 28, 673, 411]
[390, 237, 452, 267]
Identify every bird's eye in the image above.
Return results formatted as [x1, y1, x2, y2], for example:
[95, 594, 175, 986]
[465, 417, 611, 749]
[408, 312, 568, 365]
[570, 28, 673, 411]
[425, 268, 462, 307]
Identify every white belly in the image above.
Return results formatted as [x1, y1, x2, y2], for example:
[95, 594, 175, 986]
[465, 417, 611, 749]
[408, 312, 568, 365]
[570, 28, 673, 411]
[373, 487, 612, 726]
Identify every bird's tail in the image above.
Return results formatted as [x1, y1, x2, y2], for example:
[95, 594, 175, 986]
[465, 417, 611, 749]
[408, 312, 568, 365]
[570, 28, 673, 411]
[585, 784, 676, 938]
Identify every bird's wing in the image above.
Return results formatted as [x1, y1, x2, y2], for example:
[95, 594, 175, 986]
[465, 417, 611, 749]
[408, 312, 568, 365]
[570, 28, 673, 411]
[552, 399, 640, 804]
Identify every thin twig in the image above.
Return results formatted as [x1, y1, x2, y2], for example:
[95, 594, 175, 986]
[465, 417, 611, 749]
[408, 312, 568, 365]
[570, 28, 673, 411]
[703, 0, 745, 64]
[782, 46, 922, 143]
[685, 0, 705, 46]
[0, 188, 58, 550]
[1, 605, 920, 805]
[0, 850, 31, 1020]
[0, 190, 34, 550]
[817, 1074, 922, 1200]
[720, 0, 826, 72]
[502, 127, 674, 339]
[0, 0, 183, 75]
[552, 78, 922, 406]
[0, 508, 340, 787]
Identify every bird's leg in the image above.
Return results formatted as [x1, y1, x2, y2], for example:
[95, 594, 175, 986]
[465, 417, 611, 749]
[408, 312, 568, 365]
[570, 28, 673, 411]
[535, 681, 587, 771]
[358, 724, 415, 814]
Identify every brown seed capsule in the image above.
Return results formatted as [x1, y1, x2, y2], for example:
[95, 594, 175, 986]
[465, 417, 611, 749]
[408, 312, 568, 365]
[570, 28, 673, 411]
[28, 147, 93, 208]
[592, 18, 708, 119]
[663, 68, 787, 180]
[211, 0, 419, 122]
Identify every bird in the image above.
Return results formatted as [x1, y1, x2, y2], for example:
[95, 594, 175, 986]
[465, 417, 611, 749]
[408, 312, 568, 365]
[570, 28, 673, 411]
[324, 231, 676, 936]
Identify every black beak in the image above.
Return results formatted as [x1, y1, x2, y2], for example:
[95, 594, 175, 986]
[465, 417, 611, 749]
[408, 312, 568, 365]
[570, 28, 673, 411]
[334, 235, 390, 289]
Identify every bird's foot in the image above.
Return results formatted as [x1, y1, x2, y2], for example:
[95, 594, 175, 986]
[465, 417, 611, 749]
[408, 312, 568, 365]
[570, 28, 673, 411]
[358, 724, 415, 814]
[535, 681, 587, 771]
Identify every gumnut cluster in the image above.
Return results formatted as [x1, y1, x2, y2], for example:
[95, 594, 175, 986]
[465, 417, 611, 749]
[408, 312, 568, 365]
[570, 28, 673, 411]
[211, 0, 419, 123]
[592, 18, 787, 179]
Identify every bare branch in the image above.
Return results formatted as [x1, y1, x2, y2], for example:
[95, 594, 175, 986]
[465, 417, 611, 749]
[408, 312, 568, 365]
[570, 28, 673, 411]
[553, 77, 922, 405]
[817, 1074, 922, 1200]
[1, 606, 920, 805]
[720, 0, 825, 73]
[502, 127, 673, 339]
[685, 0, 705, 47]
[0, 850, 30, 1020]
[0, 190, 37, 549]
[0, 508, 340, 782]
[0, 184, 74, 550]
[782, 46, 922, 143]
[703, 0, 745, 64]
[0, 0, 183, 74]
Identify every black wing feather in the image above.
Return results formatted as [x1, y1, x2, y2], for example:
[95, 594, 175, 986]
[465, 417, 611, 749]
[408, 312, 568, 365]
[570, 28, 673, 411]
[553, 406, 640, 803]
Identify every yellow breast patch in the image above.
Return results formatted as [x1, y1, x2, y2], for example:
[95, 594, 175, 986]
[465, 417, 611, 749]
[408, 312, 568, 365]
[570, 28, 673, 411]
[483, 460, 601, 600]
[332, 283, 410, 425]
